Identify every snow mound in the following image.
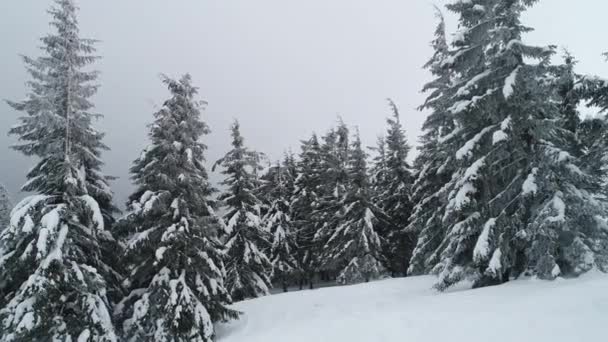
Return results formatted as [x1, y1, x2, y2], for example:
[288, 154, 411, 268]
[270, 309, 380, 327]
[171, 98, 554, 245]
[217, 273, 608, 342]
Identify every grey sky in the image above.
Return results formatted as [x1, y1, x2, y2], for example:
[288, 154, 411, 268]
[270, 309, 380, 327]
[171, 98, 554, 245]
[1, 0, 607, 207]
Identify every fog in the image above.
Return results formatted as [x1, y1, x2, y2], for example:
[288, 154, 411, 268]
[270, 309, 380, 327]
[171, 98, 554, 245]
[0, 0, 606, 207]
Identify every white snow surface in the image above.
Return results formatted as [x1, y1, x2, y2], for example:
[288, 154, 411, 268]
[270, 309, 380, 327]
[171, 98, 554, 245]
[217, 273, 608, 342]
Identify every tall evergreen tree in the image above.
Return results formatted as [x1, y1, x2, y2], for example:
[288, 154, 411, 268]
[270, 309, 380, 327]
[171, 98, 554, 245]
[7, 2, 117, 227]
[548, 53, 608, 275]
[313, 120, 351, 277]
[321, 131, 386, 284]
[372, 100, 415, 276]
[257, 153, 294, 221]
[0, 184, 11, 231]
[115, 75, 237, 342]
[214, 121, 273, 301]
[408, 7, 457, 276]
[262, 160, 299, 292]
[420, 0, 608, 290]
[291, 134, 323, 288]
[0, 1, 118, 339]
[575, 54, 608, 185]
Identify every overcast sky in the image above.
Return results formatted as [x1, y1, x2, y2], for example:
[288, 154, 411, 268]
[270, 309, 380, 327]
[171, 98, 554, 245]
[1, 0, 607, 207]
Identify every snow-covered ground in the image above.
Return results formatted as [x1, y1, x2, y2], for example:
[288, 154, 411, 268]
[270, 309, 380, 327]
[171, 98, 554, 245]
[217, 272, 608, 342]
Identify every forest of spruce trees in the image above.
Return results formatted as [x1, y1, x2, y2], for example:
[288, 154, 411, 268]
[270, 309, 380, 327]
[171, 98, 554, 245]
[1, 0, 608, 341]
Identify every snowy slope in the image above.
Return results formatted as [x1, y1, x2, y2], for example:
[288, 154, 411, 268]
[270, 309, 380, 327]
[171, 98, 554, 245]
[217, 273, 608, 342]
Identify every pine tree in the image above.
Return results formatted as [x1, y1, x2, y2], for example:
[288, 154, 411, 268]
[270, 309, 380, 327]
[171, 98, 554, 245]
[372, 100, 415, 276]
[530, 53, 608, 278]
[429, 0, 551, 289]
[0, 1, 118, 339]
[262, 160, 299, 292]
[115, 75, 237, 342]
[291, 134, 323, 288]
[214, 120, 273, 301]
[421, 0, 608, 290]
[322, 131, 386, 284]
[407, 7, 457, 276]
[7, 2, 117, 227]
[0, 184, 11, 231]
[575, 54, 608, 184]
[313, 120, 351, 278]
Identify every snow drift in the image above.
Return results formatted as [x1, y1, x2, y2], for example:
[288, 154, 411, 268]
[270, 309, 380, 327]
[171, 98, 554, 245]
[217, 273, 608, 342]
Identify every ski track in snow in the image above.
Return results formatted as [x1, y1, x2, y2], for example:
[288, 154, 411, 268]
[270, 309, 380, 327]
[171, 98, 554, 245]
[217, 273, 608, 342]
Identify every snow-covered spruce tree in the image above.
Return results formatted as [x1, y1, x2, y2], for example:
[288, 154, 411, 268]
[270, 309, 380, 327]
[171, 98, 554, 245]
[214, 120, 273, 301]
[369, 136, 390, 266]
[257, 152, 294, 221]
[0, 1, 118, 340]
[313, 120, 351, 279]
[407, 7, 457, 276]
[291, 134, 324, 289]
[371, 100, 415, 276]
[521, 54, 608, 279]
[426, 0, 608, 291]
[261, 161, 299, 292]
[575, 54, 608, 183]
[542, 54, 608, 275]
[0, 184, 11, 231]
[0, 167, 118, 341]
[322, 131, 386, 284]
[281, 151, 298, 202]
[115, 75, 237, 342]
[7, 0, 122, 302]
[7, 1, 118, 228]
